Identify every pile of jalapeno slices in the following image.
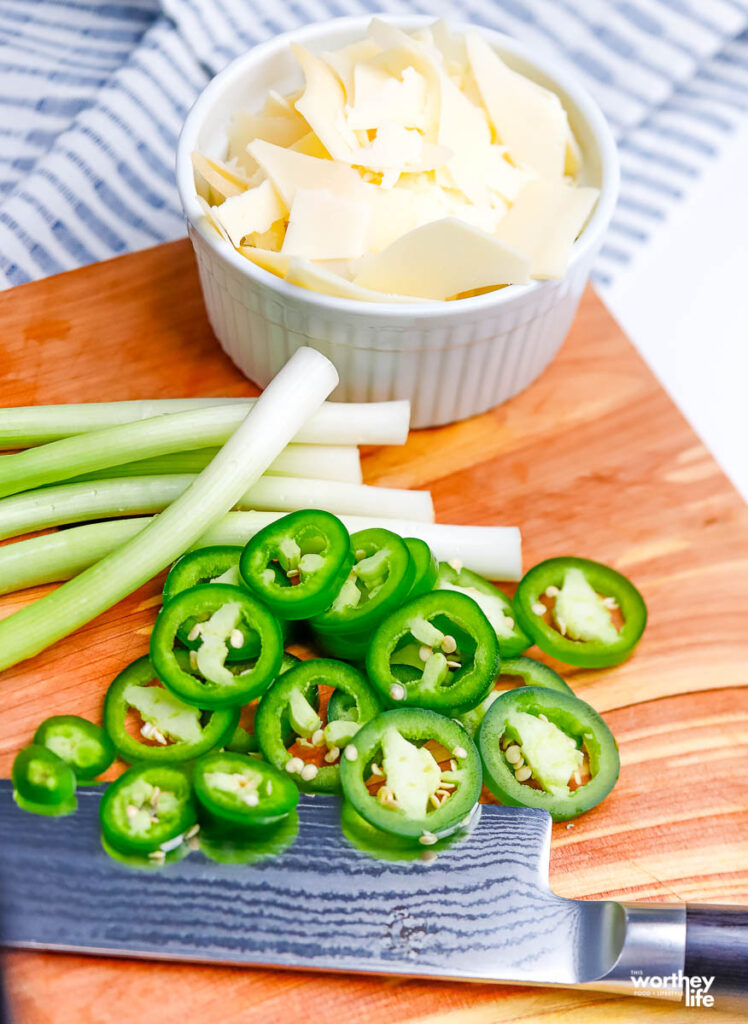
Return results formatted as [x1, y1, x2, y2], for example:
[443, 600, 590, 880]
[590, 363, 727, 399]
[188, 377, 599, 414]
[11, 510, 647, 861]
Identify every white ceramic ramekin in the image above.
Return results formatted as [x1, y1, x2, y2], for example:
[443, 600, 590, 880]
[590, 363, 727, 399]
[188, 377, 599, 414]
[176, 16, 618, 428]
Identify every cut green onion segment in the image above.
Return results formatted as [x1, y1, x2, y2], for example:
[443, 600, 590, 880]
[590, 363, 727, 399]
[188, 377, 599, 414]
[0, 475, 434, 541]
[0, 398, 410, 450]
[69, 444, 363, 485]
[0, 348, 339, 672]
[0, 513, 522, 596]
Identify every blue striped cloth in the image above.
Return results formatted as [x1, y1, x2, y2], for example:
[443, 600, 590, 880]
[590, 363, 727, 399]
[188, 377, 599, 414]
[1, 0, 747, 290]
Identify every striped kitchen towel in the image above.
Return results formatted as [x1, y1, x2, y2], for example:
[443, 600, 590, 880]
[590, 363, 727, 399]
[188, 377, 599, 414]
[1, 0, 747, 290]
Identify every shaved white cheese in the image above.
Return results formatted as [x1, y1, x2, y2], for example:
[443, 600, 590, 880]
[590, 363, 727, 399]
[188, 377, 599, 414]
[242, 220, 286, 252]
[196, 195, 230, 241]
[288, 132, 330, 159]
[286, 258, 423, 303]
[347, 64, 429, 131]
[227, 111, 307, 173]
[263, 89, 295, 117]
[466, 32, 569, 179]
[435, 68, 493, 206]
[495, 178, 599, 278]
[485, 147, 534, 202]
[247, 140, 365, 207]
[346, 122, 451, 174]
[367, 21, 441, 141]
[354, 218, 530, 300]
[191, 151, 249, 202]
[291, 44, 358, 160]
[322, 39, 382, 97]
[431, 19, 467, 73]
[237, 246, 290, 278]
[282, 188, 371, 260]
[214, 180, 288, 247]
[565, 129, 583, 179]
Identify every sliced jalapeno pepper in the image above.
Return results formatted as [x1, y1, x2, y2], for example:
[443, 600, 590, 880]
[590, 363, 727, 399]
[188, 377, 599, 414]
[163, 546, 258, 661]
[224, 652, 300, 755]
[436, 562, 530, 658]
[458, 656, 573, 736]
[33, 715, 114, 782]
[340, 709, 481, 841]
[405, 537, 438, 598]
[327, 688, 358, 723]
[255, 658, 380, 793]
[366, 590, 500, 714]
[12, 744, 77, 816]
[103, 654, 239, 763]
[150, 583, 283, 710]
[99, 762, 196, 856]
[310, 529, 415, 658]
[239, 510, 353, 620]
[478, 685, 619, 820]
[514, 557, 647, 668]
[193, 751, 299, 834]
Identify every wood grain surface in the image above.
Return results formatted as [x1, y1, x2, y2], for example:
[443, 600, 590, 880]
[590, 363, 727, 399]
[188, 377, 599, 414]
[0, 240, 746, 1024]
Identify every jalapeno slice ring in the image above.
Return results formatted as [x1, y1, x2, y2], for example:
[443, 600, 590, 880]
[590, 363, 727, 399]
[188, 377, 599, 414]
[405, 538, 438, 599]
[33, 715, 115, 782]
[12, 745, 77, 816]
[478, 686, 619, 821]
[240, 510, 353, 621]
[366, 590, 500, 714]
[103, 654, 239, 763]
[224, 652, 300, 755]
[340, 709, 481, 841]
[193, 751, 299, 833]
[311, 529, 415, 653]
[150, 583, 283, 709]
[99, 763, 196, 856]
[514, 557, 647, 668]
[436, 562, 530, 658]
[255, 658, 380, 794]
[458, 656, 573, 737]
[163, 546, 259, 661]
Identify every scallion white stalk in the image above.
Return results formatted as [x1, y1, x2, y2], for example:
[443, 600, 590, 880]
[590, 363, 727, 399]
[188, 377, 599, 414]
[0, 398, 410, 449]
[0, 348, 338, 671]
[205, 513, 522, 580]
[0, 475, 433, 540]
[69, 444, 363, 485]
[0, 512, 521, 596]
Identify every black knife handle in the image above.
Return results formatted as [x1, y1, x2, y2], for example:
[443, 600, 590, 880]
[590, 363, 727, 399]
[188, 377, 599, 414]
[684, 905, 748, 1005]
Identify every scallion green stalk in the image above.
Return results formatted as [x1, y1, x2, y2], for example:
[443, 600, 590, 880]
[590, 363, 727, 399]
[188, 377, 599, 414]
[68, 444, 362, 484]
[0, 398, 410, 449]
[0, 511, 521, 597]
[0, 348, 338, 671]
[0, 474, 434, 540]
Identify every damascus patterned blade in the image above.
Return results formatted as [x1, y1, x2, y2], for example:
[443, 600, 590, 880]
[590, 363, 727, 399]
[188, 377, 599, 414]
[0, 782, 623, 984]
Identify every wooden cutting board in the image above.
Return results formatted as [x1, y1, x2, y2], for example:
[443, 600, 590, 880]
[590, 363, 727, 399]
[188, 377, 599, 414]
[0, 240, 746, 1024]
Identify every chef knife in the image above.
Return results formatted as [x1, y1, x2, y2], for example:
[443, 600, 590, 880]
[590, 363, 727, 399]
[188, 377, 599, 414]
[0, 783, 745, 1009]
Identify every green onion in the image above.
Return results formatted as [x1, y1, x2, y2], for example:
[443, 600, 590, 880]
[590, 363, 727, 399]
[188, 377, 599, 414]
[68, 444, 362, 484]
[0, 474, 434, 540]
[0, 512, 522, 597]
[0, 348, 338, 671]
[0, 398, 410, 450]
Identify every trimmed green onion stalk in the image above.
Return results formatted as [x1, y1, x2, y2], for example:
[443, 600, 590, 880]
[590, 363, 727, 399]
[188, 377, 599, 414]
[69, 444, 362, 485]
[0, 512, 522, 596]
[0, 475, 434, 540]
[0, 348, 339, 672]
[0, 398, 410, 449]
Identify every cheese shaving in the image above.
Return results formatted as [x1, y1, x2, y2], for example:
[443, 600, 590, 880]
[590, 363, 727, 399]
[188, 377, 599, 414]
[282, 188, 371, 260]
[353, 218, 531, 300]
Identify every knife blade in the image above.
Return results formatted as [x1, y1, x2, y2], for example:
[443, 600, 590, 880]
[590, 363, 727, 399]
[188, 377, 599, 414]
[0, 782, 744, 1008]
